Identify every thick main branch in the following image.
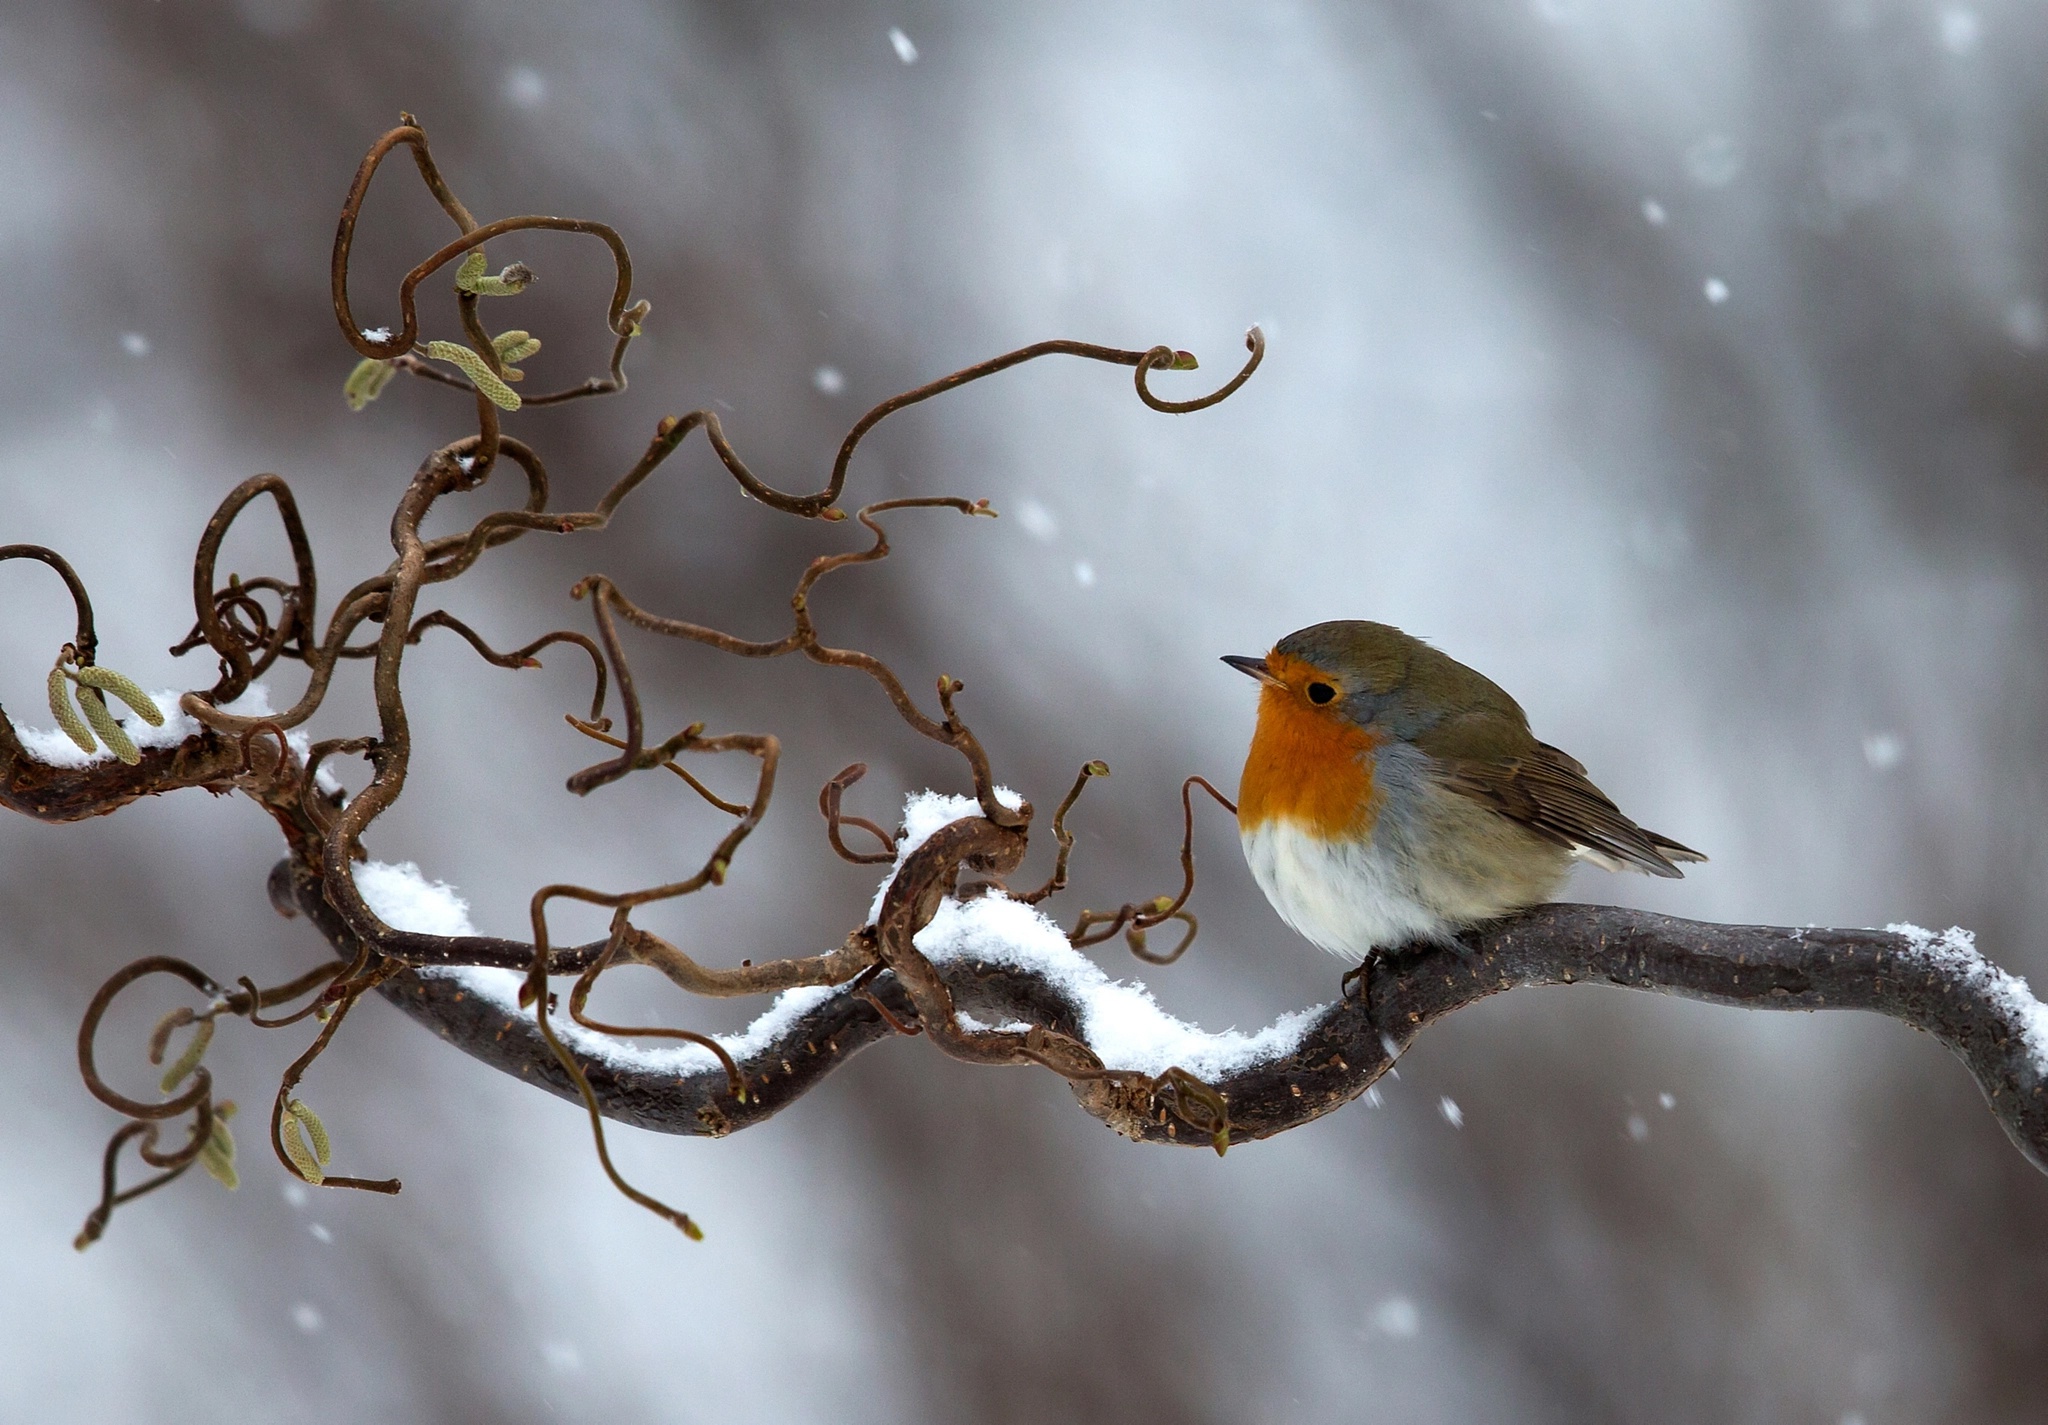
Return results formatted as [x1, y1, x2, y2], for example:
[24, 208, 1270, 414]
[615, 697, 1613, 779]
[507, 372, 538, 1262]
[380, 886, 2048, 1172]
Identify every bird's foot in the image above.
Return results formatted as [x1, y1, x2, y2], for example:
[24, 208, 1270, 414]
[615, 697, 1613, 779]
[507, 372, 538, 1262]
[1340, 956, 1377, 1014]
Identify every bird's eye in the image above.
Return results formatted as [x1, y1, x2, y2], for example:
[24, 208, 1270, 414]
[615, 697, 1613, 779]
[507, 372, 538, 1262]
[1306, 681, 1337, 705]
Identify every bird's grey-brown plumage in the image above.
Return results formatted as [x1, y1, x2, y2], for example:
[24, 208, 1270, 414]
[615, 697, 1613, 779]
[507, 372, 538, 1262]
[1274, 620, 1704, 877]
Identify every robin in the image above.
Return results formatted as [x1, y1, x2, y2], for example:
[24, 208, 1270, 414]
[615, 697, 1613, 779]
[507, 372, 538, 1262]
[1223, 620, 1702, 964]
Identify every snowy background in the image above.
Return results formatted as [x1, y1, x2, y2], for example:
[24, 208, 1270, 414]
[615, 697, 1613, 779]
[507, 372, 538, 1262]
[5, 2, 2048, 1421]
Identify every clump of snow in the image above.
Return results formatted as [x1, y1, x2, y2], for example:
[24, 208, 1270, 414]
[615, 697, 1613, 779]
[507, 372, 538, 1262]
[1889, 922, 2048, 1076]
[418, 961, 845, 1076]
[357, 860, 477, 937]
[862, 788, 1323, 1077]
[913, 889, 1321, 1077]
[360, 326, 392, 342]
[218, 684, 342, 794]
[863, 787, 1024, 925]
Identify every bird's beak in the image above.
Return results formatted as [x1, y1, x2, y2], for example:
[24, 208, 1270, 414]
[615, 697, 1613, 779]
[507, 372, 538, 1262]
[1221, 653, 1279, 685]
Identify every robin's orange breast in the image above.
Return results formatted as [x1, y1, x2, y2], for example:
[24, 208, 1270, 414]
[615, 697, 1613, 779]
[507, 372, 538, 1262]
[1237, 683, 1382, 839]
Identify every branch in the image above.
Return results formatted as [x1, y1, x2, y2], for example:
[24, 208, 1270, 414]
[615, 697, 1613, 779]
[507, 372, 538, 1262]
[380, 857, 2048, 1173]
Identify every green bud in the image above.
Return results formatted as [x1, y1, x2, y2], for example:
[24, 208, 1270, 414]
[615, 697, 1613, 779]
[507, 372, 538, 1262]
[159, 1017, 214, 1093]
[425, 340, 521, 411]
[73, 665, 164, 726]
[455, 248, 488, 288]
[345, 357, 398, 411]
[46, 665, 96, 754]
[201, 1109, 239, 1190]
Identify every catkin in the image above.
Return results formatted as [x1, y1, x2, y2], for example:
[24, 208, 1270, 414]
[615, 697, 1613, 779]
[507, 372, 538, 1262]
[286, 1098, 332, 1166]
[281, 1117, 324, 1185]
[73, 686, 140, 765]
[466, 268, 532, 297]
[158, 1017, 215, 1093]
[424, 340, 520, 411]
[46, 666, 96, 754]
[493, 330, 541, 364]
[73, 665, 164, 725]
[455, 248, 531, 296]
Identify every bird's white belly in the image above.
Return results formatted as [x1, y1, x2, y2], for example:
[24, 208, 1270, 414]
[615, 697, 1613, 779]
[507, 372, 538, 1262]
[1239, 818, 1452, 963]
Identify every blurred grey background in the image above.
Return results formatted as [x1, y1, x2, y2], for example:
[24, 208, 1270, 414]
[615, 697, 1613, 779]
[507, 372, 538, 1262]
[4, 1, 2046, 1420]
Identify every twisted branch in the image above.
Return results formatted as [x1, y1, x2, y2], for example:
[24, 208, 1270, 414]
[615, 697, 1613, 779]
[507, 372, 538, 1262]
[17, 110, 2043, 1254]
[383, 892, 2048, 1172]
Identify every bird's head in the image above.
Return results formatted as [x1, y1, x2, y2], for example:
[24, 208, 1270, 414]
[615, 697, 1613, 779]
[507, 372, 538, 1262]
[1223, 620, 1524, 747]
[1222, 621, 1418, 727]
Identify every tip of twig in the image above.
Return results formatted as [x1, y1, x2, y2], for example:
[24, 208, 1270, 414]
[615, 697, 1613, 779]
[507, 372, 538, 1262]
[1169, 350, 1199, 371]
[1085, 759, 1110, 777]
[681, 1216, 705, 1241]
[821, 507, 848, 521]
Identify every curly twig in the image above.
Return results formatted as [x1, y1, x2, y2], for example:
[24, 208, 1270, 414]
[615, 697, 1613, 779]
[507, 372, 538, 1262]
[1, 544, 99, 664]
[819, 763, 898, 865]
[20, 113, 1292, 1240]
[1070, 775, 1235, 963]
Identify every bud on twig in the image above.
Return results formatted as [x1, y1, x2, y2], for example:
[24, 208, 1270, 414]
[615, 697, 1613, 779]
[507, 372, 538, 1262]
[344, 357, 398, 411]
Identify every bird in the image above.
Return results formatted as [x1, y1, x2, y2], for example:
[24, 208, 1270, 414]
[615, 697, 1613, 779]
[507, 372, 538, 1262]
[1223, 620, 1702, 964]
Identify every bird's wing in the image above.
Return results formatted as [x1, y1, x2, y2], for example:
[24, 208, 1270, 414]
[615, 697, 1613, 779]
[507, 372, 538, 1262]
[1435, 740, 1705, 879]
